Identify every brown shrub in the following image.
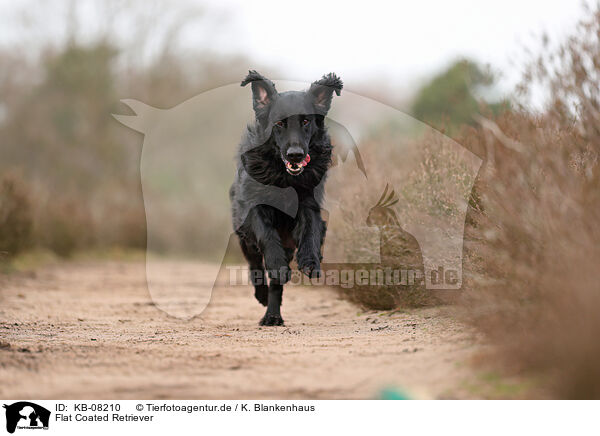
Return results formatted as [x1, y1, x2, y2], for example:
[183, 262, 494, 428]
[112, 204, 147, 250]
[459, 6, 600, 398]
[325, 132, 473, 309]
[36, 197, 95, 258]
[0, 174, 33, 259]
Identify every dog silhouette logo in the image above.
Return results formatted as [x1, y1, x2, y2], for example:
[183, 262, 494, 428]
[3, 402, 50, 434]
[114, 82, 482, 318]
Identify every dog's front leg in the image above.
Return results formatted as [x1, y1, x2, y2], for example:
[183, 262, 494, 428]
[250, 207, 291, 286]
[249, 207, 290, 326]
[294, 205, 325, 278]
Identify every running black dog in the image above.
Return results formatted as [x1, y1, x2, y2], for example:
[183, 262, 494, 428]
[230, 70, 342, 326]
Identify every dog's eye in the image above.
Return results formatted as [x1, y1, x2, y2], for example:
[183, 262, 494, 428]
[275, 121, 284, 128]
[302, 119, 310, 126]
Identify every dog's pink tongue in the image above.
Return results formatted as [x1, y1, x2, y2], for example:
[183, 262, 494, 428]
[300, 154, 311, 167]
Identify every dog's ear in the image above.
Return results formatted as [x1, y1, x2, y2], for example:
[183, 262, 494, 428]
[241, 70, 278, 115]
[308, 73, 343, 114]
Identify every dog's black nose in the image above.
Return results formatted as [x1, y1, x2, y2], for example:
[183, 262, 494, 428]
[286, 146, 305, 163]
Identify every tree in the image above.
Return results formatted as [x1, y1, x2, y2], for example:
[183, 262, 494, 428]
[411, 59, 507, 132]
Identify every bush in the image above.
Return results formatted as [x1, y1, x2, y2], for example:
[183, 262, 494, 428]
[36, 197, 95, 258]
[459, 6, 600, 398]
[0, 174, 33, 259]
[324, 135, 466, 309]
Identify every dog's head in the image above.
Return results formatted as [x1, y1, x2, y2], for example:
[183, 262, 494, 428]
[241, 71, 342, 176]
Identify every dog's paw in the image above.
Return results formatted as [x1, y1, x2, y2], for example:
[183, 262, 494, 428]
[298, 258, 321, 279]
[254, 284, 268, 306]
[259, 314, 285, 326]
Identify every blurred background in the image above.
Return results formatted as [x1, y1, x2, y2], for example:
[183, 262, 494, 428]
[1, 0, 600, 398]
[0, 0, 590, 260]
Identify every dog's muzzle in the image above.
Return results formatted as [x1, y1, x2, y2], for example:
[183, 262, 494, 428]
[283, 154, 310, 176]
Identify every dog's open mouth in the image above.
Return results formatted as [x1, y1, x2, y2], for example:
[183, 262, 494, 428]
[283, 154, 310, 176]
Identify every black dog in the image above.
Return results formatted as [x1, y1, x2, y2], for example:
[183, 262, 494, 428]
[230, 70, 342, 326]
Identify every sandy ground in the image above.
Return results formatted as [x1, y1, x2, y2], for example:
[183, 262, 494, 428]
[0, 261, 483, 399]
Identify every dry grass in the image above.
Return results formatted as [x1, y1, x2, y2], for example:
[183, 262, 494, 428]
[0, 173, 33, 260]
[34, 196, 96, 258]
[459, 109, 600, 398]
[325, 129, 476, 309]
[458, 7, 600, 398]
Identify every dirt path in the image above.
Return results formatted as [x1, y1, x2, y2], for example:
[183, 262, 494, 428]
[0, 261, 482, 399]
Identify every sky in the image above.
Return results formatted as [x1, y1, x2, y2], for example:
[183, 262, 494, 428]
[190, 0, 592, 99]
[0, 0, 593, 101]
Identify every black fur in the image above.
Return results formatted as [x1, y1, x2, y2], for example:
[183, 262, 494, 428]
[230, 71, 342, 326]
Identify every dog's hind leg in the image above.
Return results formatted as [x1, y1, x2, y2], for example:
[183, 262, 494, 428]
[239, 238, 268, 306]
